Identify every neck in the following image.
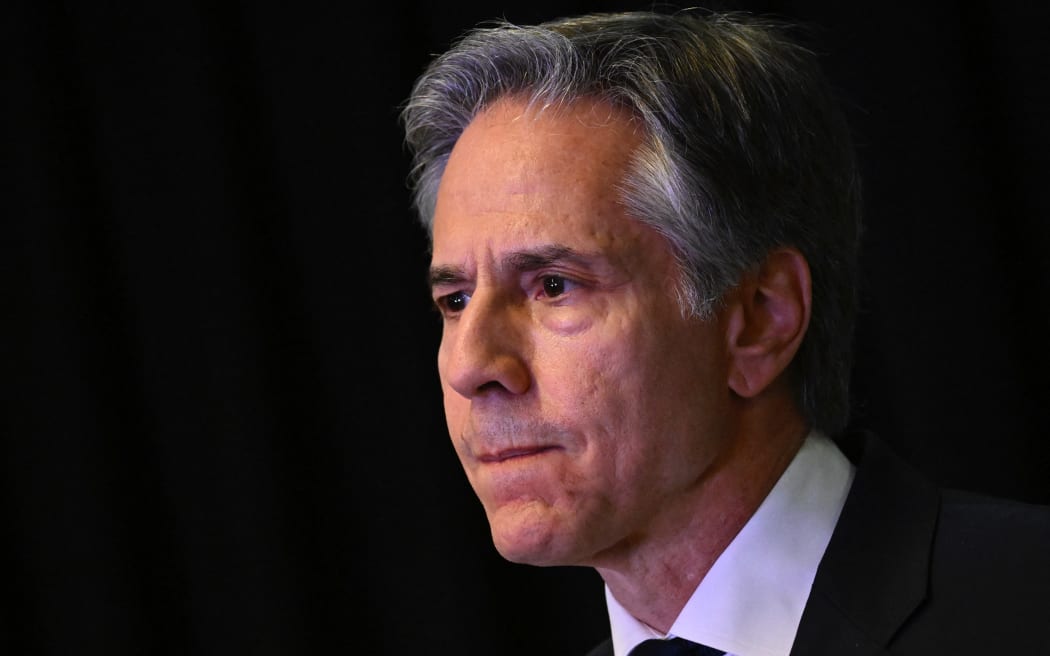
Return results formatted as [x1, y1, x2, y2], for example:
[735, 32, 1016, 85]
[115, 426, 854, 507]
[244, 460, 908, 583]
[593, 398, 809, 633]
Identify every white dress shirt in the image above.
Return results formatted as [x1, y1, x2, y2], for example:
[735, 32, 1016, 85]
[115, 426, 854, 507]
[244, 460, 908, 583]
[606, 430, 856, 656]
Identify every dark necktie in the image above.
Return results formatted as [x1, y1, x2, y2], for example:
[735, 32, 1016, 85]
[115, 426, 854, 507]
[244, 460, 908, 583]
[627, 637, 725, 656]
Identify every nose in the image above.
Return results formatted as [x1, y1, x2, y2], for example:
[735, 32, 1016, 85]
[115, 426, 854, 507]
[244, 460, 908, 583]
[439, 290, 531, 399]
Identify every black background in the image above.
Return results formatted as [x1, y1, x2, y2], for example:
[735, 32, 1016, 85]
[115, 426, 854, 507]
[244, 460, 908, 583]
[5, 1, 1049, 654]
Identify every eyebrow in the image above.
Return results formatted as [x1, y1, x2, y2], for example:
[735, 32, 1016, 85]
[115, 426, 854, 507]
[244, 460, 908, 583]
[428, 244, 593, 289]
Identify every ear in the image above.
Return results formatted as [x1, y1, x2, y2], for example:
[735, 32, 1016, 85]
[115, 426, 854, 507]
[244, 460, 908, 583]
[724, 247, 812, 399]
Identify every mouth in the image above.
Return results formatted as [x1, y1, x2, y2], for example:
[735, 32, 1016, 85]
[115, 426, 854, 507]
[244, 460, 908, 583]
[477, 445, 561, 464]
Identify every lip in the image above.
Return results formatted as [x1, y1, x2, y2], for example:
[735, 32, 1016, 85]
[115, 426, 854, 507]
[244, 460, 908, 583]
[477, 445, 561, 464]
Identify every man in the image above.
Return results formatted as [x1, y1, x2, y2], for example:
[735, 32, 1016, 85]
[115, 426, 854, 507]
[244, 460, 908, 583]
[400, 10, 1049, 656]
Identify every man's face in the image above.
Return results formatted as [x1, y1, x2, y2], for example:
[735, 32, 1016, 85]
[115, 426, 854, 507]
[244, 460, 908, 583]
[429, 98, 734, 567]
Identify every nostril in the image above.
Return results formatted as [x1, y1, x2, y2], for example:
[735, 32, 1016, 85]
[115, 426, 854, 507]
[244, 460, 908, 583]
[476, 380, 507, 394]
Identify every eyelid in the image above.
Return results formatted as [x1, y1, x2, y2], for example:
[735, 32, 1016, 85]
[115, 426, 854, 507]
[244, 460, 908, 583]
[433, 288, 471, 315]
[533, 272, 583, 298]
[429, 268, 471, 302]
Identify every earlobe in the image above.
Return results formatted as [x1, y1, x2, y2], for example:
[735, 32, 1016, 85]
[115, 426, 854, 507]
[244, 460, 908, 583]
[725, 248, 812, 398]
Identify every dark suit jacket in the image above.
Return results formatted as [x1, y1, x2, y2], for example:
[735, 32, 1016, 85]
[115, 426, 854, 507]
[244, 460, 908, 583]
[585, 432, 1050, 655]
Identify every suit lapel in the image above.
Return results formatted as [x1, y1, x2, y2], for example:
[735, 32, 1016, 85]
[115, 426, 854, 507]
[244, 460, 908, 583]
[790, 432, 940, 656]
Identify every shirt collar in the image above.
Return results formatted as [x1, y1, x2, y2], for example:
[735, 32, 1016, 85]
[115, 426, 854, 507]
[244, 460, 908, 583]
[606, 430, 855, 656]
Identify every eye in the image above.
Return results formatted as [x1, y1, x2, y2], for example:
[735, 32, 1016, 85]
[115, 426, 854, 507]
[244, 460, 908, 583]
[541, 275, 571, 298]
[436, 290, 471, 314]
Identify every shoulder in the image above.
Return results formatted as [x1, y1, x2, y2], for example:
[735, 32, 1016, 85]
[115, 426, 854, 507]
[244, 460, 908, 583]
[931, 487, 1050, 591]
[939, 486, 1050, 535]
[839, 430, 1050, 594]
[894, 489, 1050, 651]
[799, 431, 1050, 653]
[849, 433, 1049, 651]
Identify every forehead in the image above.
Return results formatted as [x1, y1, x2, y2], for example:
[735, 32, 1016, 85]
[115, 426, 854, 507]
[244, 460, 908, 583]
[432, 97, 655, 261]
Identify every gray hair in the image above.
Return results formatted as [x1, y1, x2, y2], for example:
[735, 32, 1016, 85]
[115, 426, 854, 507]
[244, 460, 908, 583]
[400, 10, 862, 435]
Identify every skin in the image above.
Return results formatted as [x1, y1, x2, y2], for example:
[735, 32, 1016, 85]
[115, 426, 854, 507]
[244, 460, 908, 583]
[429, 96, 811, 631]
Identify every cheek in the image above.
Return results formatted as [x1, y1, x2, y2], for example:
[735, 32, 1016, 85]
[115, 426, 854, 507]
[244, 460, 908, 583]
[441, 383, 468, 429]
[436, 329, 451, 380]
[573, 313, 725, 449]
[437, 345, 468, 431]
[543, 338, 623, 409]
[536, 328, 654, 463]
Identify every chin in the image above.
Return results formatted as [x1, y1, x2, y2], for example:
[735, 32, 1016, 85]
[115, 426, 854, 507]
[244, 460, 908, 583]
[493, 535, 570, 567]
[487, 501, 581, 566]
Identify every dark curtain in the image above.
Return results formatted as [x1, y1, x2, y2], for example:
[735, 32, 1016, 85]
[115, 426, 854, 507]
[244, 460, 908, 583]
[5, 1, 1048, 654]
